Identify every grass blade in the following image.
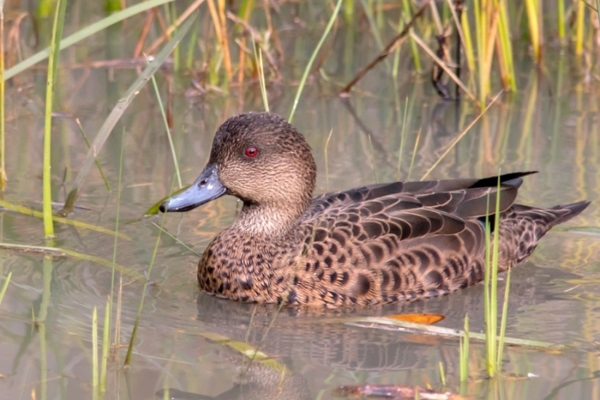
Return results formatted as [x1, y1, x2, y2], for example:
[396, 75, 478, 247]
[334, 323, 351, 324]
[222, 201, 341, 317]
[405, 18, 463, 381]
[575, 0, 586, 56]
[92, 307, 98, 390]
[459, 314, 469, 383]
[124, 175, 179, 366]
[0, 199, 130, 239]
[497, 268, 511, 369]
[42, 0, 68, 238]
[0, 272, 11, 305]
[124, 214, 165, 366]
[100, 298, 110, 392]
[150, 222, 201, 257]
[146, 56, 182, 188]
[288, 0, 343, 123]
[75, 119, 111, 192]
[524, 0, 540, 63]
[402, 0, 422, 72]
[4, 0, 175, 80]
[0, 0, 6, 191]
[253, 41, 269, 112]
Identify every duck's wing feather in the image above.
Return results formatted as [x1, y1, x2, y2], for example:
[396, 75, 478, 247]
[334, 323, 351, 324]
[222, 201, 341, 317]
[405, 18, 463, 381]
[295, 172, 535, 306]
[306, 171, 535, 219]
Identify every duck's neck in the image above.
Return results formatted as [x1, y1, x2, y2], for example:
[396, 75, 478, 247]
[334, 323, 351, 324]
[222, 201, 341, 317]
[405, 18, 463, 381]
[231, 201, 307, 239]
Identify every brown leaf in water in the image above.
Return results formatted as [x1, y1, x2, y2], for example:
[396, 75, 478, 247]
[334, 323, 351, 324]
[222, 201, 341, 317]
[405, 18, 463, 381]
[335, 384, 468, 399]
[384, 313, 445, 325]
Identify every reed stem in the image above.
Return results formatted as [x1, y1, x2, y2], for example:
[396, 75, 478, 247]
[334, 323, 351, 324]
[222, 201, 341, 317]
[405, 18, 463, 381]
[0, 1, 6, 191]
[42, 0, 68, 238]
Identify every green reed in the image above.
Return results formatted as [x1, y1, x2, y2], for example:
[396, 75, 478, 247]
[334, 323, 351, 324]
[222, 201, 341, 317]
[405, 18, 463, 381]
[459, 314, 469, 385]
[37, 0, 54, 18]
[575, 0, 586, 56]
[42, 0, 67, 237]
[483, 175, 511, 377]
[147, 56, 182, 188]
[125, 177, 171, 366]
[288, 0, 343, 123]
[557, 0, 566, 40]
[92, 307, 98, 391]
[402, 0, 422, 72]
[396, 98, 410, 180]
[0, 0, 5, 191]
[186, 19, 199, 70]
[0, 271, 10, 305]
[324, 129, 334, 190]
[254, 42, 269, 112]
[524, 0, 541, 63]
[438, 361, 446, 387]
[105, 0, 122, 12]
[495, 0, 516, 89]
[100, 298, 110, 393]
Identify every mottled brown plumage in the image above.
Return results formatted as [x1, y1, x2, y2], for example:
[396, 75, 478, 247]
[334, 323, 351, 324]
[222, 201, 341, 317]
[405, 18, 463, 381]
[160, 112, 589, 308]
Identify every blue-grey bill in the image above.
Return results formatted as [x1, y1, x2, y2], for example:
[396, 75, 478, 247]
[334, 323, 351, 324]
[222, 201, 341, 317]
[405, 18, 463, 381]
[159, 164, 226, 212]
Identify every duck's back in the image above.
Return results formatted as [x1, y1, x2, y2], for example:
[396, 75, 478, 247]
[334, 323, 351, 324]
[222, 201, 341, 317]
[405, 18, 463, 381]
[288, 172, 589, 307]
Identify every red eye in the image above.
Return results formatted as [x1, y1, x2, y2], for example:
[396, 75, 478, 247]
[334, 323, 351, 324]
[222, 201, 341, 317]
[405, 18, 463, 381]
[244, 147, 259, 158]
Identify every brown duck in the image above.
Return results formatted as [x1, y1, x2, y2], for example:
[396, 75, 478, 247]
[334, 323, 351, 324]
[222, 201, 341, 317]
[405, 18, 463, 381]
[160, 112, 589, 308]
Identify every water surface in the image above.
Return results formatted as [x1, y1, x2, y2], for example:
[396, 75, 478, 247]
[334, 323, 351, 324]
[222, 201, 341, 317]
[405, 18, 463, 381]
[1, 7, 600, 400]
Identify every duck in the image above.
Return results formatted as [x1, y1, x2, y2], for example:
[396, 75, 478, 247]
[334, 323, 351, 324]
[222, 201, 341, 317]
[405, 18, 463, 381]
[159, 112, 589, 308]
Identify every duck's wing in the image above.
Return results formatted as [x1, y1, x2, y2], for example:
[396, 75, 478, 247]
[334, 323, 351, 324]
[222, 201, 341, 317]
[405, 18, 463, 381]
[295, 172, 535, 306]
[306, 171, 536, 219]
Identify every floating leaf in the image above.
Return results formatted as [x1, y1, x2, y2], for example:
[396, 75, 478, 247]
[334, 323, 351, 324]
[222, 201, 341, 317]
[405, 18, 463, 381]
[385, 313, 445, 325]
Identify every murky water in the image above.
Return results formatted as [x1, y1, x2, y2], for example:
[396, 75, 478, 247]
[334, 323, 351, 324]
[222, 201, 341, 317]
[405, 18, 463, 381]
[1, 5, 600, 400]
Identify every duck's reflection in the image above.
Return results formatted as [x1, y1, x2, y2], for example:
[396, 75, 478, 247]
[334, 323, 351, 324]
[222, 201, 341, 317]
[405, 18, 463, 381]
[155, 262, 575, 399]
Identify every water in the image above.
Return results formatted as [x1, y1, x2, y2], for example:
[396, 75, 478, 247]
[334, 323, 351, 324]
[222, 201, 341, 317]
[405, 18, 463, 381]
[1, 6, 600, 400]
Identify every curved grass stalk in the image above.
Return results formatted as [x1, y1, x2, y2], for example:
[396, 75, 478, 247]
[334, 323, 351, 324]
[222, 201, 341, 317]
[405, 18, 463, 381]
[146, 56, 182, 189]
[253, 40, 269, 112]
[288, 0, 343, 123]
[0, 199, 130, 240]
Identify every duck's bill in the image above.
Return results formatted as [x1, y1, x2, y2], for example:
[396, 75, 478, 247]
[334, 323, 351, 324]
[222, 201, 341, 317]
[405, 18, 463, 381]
[159, 164, 226, 212]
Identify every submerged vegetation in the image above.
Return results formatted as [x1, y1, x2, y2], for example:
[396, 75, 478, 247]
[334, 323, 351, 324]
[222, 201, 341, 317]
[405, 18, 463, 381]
[0, 0, 599, 399]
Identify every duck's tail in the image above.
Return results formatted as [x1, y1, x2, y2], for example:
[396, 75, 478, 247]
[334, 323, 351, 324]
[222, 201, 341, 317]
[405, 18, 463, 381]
[500, 200, 590, 269]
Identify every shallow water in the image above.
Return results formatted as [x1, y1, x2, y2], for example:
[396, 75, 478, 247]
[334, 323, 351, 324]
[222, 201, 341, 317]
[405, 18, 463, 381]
[1, 5, 600, 400]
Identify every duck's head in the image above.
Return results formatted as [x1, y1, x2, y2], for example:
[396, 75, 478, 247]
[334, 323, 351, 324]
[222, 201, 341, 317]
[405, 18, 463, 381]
[160, 112, 317, 224]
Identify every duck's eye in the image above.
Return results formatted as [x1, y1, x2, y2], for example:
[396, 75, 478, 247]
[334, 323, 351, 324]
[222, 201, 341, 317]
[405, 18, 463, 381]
[244, 147, 259, 158]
